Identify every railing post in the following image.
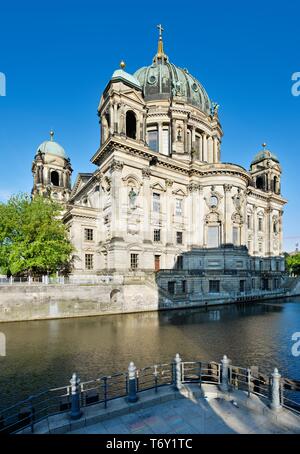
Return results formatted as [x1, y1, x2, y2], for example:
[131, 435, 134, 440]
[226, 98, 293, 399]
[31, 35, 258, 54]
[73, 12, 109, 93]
[10, 276, 13, 285]
[69, 373, 82, 420]
[154, 365, 158, 393]
[127, 362, 138, 403]
[174, 353, 183, 390]
[270, 368, 282, 411]
[220, 355, 230, 392]
[247, 368, 251, 397]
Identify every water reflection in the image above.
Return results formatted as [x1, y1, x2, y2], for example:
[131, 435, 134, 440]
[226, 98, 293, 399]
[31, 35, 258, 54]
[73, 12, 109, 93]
[0, 298, 299, 409]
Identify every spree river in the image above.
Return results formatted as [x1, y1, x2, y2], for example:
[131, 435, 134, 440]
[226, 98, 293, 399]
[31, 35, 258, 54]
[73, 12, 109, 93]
[0, 297, 300, 410]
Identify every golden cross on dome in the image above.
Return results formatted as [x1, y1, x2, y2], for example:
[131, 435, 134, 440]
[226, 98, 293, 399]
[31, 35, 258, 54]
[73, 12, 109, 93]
[157, 24, 164, 38]
[262, 142, 267, 149]
[50, 130, 54, 141]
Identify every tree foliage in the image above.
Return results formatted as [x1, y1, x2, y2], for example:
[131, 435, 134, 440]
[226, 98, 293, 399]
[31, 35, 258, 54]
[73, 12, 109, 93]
[286, 253, 300, 276]
[0, 193, 74, 276]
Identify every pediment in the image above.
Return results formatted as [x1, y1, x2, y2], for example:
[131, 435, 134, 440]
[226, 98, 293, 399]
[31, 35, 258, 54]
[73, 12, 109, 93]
[121, 89, 145, 105]
[150, 182, 166, 192]
[172, 188, 186, 197]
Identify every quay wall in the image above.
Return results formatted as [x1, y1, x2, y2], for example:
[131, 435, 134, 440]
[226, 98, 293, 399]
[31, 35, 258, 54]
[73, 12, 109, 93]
[0, 280, 290, 323]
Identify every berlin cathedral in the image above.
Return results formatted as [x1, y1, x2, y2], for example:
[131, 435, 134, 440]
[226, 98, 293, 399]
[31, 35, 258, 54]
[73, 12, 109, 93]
[31, 27, 286, 294]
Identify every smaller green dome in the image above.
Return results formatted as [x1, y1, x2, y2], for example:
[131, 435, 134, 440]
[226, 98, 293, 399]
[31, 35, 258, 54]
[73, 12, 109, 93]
[251, 148, 279, 166]
[111, 69, 141, 90]
[37, 131, 67, 159]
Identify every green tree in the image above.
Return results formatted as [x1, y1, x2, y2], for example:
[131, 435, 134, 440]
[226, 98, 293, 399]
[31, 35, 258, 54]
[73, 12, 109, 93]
[0, 193, 74, 276]
[286, 253, 300, 276]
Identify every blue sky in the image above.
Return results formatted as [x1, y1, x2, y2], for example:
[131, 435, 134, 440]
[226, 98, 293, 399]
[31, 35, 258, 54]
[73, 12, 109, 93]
[0, 0, 299, 251]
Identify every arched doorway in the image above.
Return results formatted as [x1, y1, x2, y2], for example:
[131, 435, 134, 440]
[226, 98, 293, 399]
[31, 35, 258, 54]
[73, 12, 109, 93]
[51, 170, 60, 186]
[126, 110, 136, 139]
[256, 176, 265, 190]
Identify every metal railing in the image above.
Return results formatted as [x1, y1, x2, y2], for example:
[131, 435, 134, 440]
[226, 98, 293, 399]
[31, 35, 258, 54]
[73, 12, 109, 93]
[0, 355, 299, 434]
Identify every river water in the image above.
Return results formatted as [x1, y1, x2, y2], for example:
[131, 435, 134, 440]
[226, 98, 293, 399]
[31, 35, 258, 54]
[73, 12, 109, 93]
[0, 297, 299, 410]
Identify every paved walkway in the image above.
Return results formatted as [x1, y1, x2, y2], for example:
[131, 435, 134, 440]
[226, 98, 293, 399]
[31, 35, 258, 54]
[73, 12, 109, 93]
[69, 387, 300, 435]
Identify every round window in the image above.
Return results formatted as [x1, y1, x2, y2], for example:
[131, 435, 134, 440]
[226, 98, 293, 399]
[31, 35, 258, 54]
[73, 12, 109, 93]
[148, 75, 157, 85]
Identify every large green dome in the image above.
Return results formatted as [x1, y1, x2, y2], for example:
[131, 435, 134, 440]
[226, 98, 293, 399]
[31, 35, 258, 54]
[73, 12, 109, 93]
[134, 36, 211, 115]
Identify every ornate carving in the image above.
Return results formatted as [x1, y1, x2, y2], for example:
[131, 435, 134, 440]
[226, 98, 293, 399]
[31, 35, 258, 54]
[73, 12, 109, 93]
[187, 183, 200, 192]
[231, 212, 243, 225]
[232, 188, 245, 212]
[142, 167, 151, 179]
[110, 160, 124, 172]
[165, 179, 174, 188]
[101, 176, 111, 193]
[223, 184, 232, 193]
[205, 211, 221, 224]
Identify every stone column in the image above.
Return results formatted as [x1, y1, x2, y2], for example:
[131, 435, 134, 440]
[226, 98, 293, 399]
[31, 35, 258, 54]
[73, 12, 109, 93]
[191, 126, 196, 152]
[207, 136, 213, 163]
[137, 118, 141, 142]
[202, 133, 207, 162]
[184, 122, 188, 153]
[253, 206, 258, 254]
[158, 122, 163, 154]
[114, 103, 118, 133]
[165, 179, 174, 246]
[223, 185, 232, 244]
[198, 134, 203, 161]
[110, 160, 124, 240]
[142, 168, 151, 243]
[198, 186, 204, 246]
[109, 102, 114, 135]
[266, 207, 272, 256]
[213, 137, 219, 163]
[188, 183, 200, 247]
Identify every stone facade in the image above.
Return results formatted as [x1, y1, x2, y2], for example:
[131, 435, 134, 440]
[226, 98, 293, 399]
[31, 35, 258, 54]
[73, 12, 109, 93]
[32, 30, 287, 282]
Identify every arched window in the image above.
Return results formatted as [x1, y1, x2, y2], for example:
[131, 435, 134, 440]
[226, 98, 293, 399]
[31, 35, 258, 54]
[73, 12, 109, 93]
[256, 175, 265, 190]
[126, 110, 136, 139]
[273, 176, 279, 194]
[51, 170, 59, 186]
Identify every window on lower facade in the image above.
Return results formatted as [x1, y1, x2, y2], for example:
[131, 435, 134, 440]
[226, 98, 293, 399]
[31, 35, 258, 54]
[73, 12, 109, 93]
[182, 280, 187, 293]
[84, 228, 94, 241]
[148, 129, 158, 152]
[85, 254, 94, 270]
[130, 253, 138, 270]
[176, 231, 183, 244]
[274, 278, 279, 289]
[239, 280, 245, 292]
[209, 280, 220, 293]
[168, 281, 176, 294]
[154, 229, 161, 242]
[252, 278, 255, 289]
[152, 193, 160, 213]
[207, 226, 219, 248]
[276, 261, 280, 272]
[258, 218, 263, 231]
[175, 198, 183, 216]
[258, 243, 263, 253]
[176, 256, 183, 270]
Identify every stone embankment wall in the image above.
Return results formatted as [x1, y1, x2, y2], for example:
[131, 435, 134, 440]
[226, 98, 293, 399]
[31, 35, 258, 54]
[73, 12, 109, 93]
[0, 279, 290, 323]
